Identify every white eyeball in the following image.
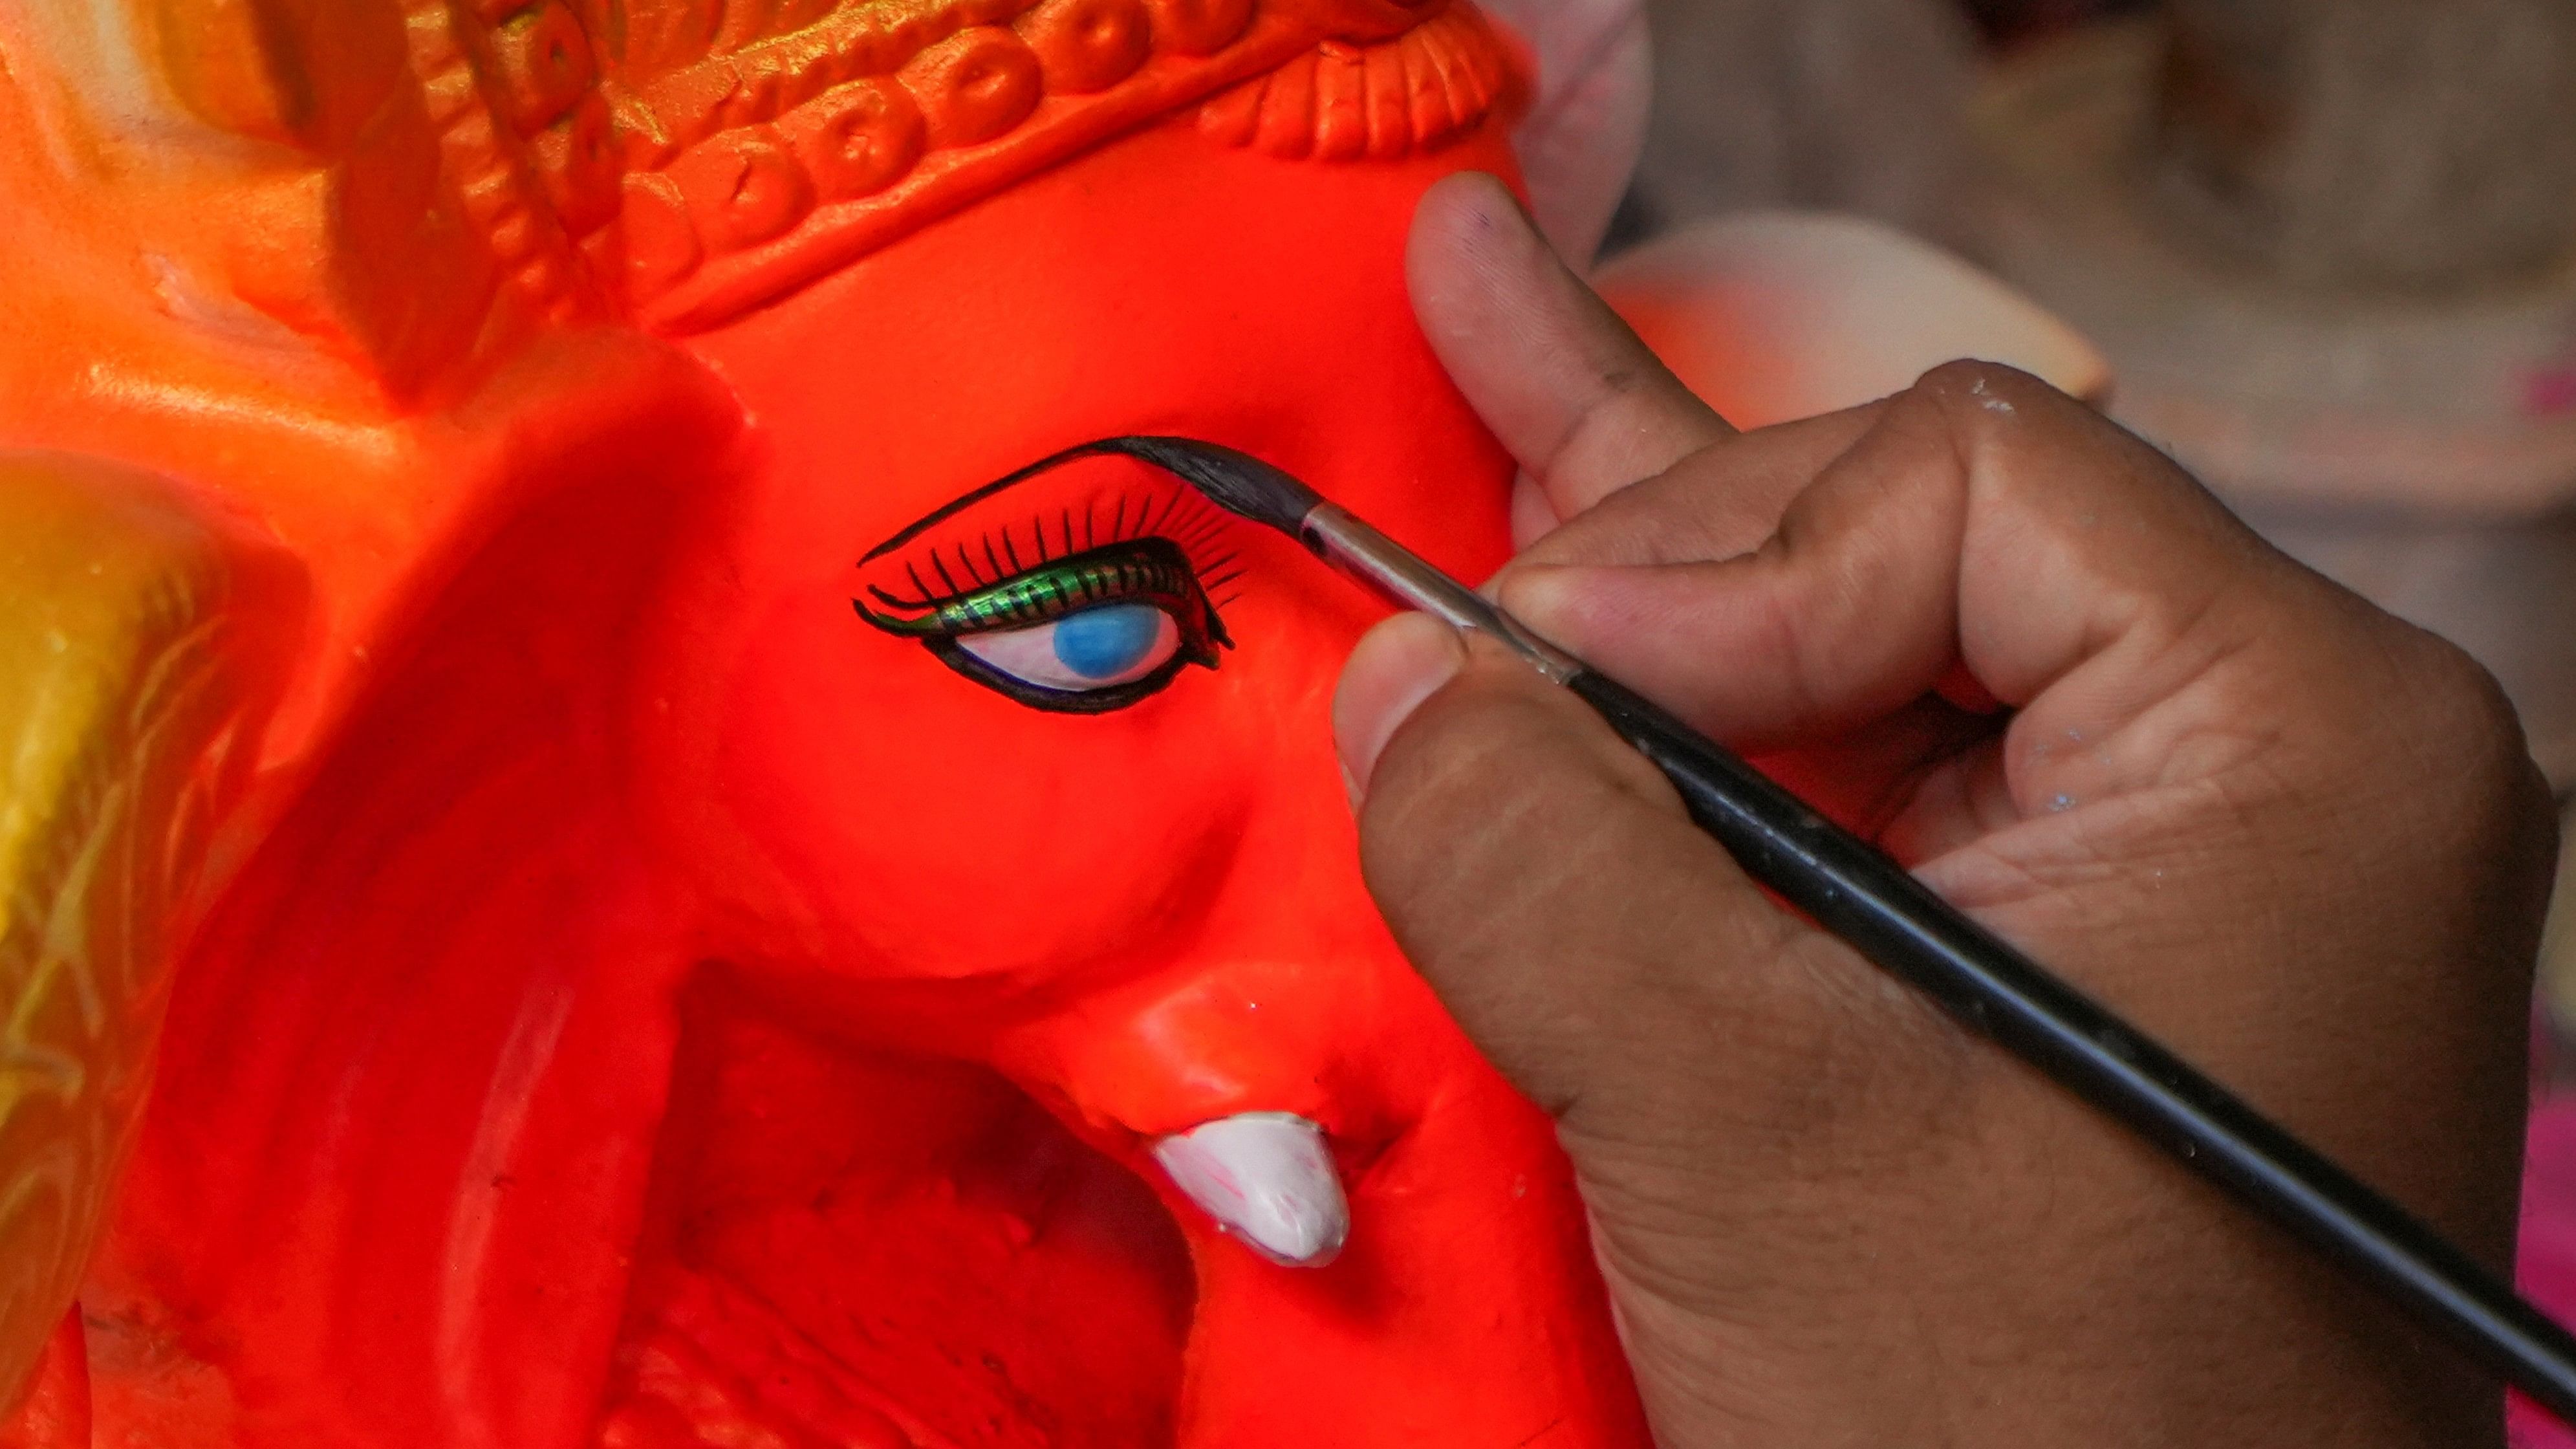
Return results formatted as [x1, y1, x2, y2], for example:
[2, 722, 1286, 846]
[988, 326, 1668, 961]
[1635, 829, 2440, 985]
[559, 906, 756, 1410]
[954, 602, 1180, 693]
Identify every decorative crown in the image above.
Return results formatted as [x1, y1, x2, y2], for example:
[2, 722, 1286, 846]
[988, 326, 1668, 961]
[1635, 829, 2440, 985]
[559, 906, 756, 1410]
[406, 0, 1519, 334]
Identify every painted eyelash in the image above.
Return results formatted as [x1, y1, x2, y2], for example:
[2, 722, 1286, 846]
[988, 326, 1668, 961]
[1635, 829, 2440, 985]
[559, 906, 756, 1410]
[853, 479, 1244, 714]
[870, 486, 1240, 612]
[860, 537, 1231, 651]
[856, 536, 1235, 715]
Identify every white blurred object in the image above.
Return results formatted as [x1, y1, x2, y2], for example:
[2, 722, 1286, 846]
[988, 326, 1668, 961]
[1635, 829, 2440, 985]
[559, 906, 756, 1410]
[1485, 0, 1653, 264]
[1597, 212, 2110, 429]
[1626, 0, 1981, 241]
[1500, 0, 2108, 427]
[1495, 0, 2100, 426]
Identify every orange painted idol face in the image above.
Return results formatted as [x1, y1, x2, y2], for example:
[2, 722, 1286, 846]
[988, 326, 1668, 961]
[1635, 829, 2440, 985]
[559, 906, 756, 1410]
[653, 123, 1516, 999]
[623, 40, 1649, 1449]
[0, 3, 1653, 1445]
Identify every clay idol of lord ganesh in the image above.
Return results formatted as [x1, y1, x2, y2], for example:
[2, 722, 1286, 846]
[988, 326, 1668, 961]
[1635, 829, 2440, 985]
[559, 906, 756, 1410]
[0, 0, 1689, 1444]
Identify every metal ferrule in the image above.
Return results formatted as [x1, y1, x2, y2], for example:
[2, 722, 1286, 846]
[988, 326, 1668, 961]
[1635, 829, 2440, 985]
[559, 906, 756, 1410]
[1298, 504, 1585, 684]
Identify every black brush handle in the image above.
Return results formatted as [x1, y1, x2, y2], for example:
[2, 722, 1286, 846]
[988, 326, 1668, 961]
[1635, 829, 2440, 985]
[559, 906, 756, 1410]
[1568, 667, 2576, 1426]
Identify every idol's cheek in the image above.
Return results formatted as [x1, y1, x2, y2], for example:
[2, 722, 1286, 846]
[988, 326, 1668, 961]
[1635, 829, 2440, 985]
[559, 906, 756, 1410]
[984, 939, 1651, 1446]
[965, 777, 1652, 1446]
[631, 578, 1268, 979]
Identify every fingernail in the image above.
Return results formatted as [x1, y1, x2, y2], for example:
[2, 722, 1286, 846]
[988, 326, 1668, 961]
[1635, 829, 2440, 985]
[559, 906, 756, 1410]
[1334, 613, 1467, 805]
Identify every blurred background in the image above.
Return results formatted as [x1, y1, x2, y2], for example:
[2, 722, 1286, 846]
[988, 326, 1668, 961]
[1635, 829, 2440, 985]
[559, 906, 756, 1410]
[1612, 0, 2576, 1422]
[1617, 0, 2576, 1045]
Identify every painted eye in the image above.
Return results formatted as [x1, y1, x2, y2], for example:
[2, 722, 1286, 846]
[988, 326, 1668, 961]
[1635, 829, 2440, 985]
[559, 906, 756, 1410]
[856, 536, 1233, 714]
[953, 602, 1181, 693]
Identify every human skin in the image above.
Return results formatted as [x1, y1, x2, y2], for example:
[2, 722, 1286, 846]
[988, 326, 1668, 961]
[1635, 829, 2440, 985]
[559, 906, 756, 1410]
[1336, 174, 2560, 1448]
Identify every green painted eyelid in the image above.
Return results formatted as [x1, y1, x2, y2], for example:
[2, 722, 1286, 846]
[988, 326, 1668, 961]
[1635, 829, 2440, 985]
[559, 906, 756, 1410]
[858, 538, 1219, 642]
[856, 534, 1237, 713]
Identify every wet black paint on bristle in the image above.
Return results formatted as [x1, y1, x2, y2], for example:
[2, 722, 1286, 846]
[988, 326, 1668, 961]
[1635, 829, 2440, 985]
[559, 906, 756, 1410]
[863, 435, 1325, 563]
[1112, 437, 1323, 534]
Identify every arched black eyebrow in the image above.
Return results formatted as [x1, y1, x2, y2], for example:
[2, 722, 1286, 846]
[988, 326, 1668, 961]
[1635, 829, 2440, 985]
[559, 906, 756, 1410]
[860, 437, 1169, 564]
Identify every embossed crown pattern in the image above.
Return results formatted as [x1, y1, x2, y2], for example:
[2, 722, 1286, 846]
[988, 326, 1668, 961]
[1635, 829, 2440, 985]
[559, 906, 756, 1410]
[409, 0, 1515, 333]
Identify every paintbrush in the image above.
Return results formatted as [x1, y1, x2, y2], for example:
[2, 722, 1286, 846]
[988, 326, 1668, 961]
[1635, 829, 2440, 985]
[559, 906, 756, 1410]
[1034, 433, 2576, 1429]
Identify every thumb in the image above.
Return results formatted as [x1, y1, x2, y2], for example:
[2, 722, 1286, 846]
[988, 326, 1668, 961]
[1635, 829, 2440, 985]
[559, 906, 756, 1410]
[1333, 615, 1914, 1150]
[1333, 613, 1976, 1437]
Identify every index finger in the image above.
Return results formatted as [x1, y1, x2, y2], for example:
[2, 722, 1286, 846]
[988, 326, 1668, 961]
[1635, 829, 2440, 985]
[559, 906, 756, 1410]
[1406, 173, 1733, 523]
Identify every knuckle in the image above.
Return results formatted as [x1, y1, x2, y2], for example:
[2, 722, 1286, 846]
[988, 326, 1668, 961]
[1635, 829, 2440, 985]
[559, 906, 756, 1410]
[1914, 360, 2072, 428]
[2290, 613, 2559, 922]
[1920, 357, 2038, 396]
[2394, 629, 2553, 824]
[2365, 618, 2511, 745]
[1910, 359, 2117, 474]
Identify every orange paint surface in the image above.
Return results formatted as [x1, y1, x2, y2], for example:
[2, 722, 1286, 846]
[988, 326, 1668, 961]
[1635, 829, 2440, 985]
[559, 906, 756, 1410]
[1, 4, 1648, 1444]
[0, 1314, 91, 1449]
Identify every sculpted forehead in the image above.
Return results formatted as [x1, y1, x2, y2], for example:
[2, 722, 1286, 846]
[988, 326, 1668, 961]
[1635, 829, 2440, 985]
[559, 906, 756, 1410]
[648, 114, 1524, 979]
[686, 113, 1519, 558]
[591, 0, 1519, 329]
[9, 0, 1519, 399]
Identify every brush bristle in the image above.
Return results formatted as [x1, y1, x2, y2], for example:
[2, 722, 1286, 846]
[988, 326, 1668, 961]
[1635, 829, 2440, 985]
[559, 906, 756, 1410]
[1111, 437, 1324, 535]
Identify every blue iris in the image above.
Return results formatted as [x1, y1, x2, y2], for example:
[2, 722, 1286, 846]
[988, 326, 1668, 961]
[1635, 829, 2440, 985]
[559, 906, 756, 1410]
[1052, 603, 1164, 681]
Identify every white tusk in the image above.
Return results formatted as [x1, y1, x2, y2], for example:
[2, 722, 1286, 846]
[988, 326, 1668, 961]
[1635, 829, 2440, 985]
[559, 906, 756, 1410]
[1153, 1113, 1349, 1268]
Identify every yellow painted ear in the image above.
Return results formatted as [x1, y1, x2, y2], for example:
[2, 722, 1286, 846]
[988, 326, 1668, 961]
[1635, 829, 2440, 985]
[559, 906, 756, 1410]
[0, 455, 300, 1416]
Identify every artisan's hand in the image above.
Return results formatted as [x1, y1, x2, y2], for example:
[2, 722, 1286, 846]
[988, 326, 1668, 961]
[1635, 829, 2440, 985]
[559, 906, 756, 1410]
[1340, 173, 2561, 1447]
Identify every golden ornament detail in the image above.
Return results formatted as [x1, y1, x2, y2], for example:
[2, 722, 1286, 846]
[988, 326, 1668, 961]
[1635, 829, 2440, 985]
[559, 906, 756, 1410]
[0, 457, 299, 1410]
[411, 0, 1513, 331]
